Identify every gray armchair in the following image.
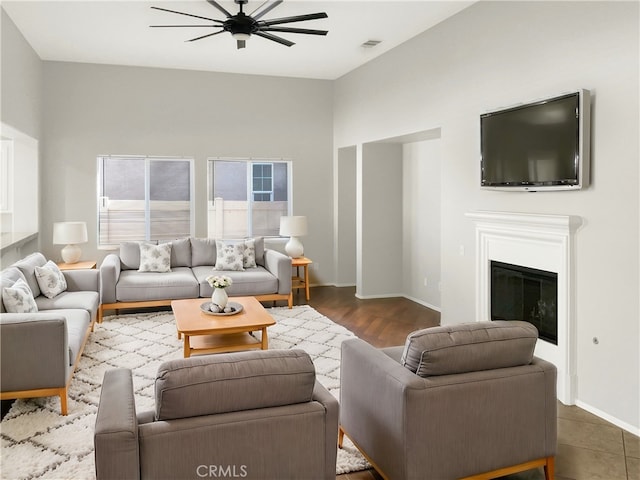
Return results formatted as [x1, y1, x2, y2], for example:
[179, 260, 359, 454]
[94, 349, 339, 480]
[339, 321, 557, 480]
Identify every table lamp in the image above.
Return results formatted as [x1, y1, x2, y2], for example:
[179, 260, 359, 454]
[279, 216, 307, 258]
[53, 221, 88, 264]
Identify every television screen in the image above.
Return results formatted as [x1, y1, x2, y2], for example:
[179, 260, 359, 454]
[481, 90, 590, 191]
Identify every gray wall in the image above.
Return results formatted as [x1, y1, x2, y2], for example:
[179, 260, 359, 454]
[334, 1, 639, 432]
[335, 146, 356, 286]
[40, 62, 334, 283]
[403, 138, 441, 310]
[359, 143, 403, 297]
[0, 9, 42, 140]
[0, 9, 42, 267]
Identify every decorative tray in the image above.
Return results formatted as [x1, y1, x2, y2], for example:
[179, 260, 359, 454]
[200, 301, 244, 316]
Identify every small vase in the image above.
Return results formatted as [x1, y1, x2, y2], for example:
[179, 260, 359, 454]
[211, 287, 228, 309]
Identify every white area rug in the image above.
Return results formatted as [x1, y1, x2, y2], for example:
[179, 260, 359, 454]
[0, 305, 369, 479]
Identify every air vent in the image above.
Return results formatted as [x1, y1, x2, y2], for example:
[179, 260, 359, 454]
[361, 40, 381, 48]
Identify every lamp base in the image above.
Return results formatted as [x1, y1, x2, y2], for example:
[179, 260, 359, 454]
[285, 237, 304, 258]
[61, 244, 82, 264]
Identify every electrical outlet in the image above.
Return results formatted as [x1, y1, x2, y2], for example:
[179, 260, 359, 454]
[423, 277, 428, 287]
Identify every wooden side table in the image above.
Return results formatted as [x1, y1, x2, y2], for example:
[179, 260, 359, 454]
[56, 261, 97, 271]
[291, 256, 312, 301]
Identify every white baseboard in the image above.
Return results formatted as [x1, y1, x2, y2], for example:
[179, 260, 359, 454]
[352, 292, 441, 314]
[402, 294, 441, 313]
[574, 399, 640, 436]
[355, 292, 404, 300]
[308, 282, 350, 288]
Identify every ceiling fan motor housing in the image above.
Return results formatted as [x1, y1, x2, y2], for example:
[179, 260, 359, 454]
[224, 12, 257, 36]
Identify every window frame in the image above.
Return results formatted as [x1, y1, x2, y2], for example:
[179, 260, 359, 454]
[97, 155, 195, 249]
[207, 157, 292, 238]
[251, 162, 274, 202]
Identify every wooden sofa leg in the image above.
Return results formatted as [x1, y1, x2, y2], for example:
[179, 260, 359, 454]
[338, 425, 345, 448]
[288, 293, 293, 309]
[59, 388, 68, 415]
[544, 456, 555, 480]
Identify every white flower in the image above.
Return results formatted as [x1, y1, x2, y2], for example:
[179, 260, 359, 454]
[206, 275, 233, 288]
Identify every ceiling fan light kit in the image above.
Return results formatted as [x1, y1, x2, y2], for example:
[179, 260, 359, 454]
[151, 0, 328, 50]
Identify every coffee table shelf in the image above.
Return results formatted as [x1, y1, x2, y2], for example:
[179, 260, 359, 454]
[172, 297, 275, 358]
[189, 332, 262, 354]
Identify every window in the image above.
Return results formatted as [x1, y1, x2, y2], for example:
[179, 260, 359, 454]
[252, 163, 273, 202]
[208, 158, 290, 238]
[1, 123, 38, 239]
[98, 156, 194, 247]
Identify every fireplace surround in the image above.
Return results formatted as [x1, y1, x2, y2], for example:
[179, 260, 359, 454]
[467, 211, 583, 404]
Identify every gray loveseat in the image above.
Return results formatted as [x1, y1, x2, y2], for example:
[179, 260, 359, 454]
[99, 237, 293, 322]
[94, 349, 339, 480]
[0, 252, 100, 415]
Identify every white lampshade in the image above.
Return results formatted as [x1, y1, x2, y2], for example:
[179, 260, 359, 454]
[279, 216, 308, 258]
[279, 216, 308, 237]
[53, 222, 88, 264]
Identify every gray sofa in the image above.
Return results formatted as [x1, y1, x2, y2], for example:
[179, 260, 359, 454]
[99, 237, 293, 321]
[339, 321, 557, 480]
[0, 252, 100, 415]
[94, 349, 339, 480]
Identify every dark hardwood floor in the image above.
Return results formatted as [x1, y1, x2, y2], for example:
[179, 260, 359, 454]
[303, 285, 441, 348]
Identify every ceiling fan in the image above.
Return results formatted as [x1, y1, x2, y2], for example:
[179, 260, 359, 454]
[150, 0, 328, 49]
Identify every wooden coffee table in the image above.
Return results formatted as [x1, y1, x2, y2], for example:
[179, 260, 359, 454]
[171, 297, 276, 358]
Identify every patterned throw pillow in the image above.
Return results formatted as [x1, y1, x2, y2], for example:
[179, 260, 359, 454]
[138, 242, 172, 273]
[2, 278, 38, 313]
[214, 241, 245, 271]
[34, 260, 68, 299]
[243, 238, 257, 268]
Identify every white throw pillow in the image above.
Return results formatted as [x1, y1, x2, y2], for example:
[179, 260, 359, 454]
[2, 278, 38, 313]
[214, 241, 245, 271]
[35, 260, 68, 299]
[139, 242, 172, 273]
[243, 238, 257, 268]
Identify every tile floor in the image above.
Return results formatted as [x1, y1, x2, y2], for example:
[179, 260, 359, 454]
[338, 402, 640, 480]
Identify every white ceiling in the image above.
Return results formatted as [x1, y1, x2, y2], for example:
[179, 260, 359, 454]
[3, 0, 474, 80]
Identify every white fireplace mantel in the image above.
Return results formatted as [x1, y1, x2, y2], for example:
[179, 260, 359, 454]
[466, 211, 583, 404]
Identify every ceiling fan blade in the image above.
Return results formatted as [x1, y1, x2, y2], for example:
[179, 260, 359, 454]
[150, 6, 222, 23]
[260, 12, 328, 27]
[260, 26, 328, 36]
[250, 0, 283, 20]
[186, 30, 225, 42]
[254, 31, 295, 47]
[151, 25, 218, 28]
[206, 0, 233, 18]
[237, 39, 246, 49]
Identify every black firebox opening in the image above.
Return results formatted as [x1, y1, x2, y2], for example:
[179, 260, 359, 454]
[490, 261, 558, 345]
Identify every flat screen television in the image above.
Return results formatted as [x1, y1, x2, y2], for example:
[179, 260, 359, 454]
[480, 90, 590, 191]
